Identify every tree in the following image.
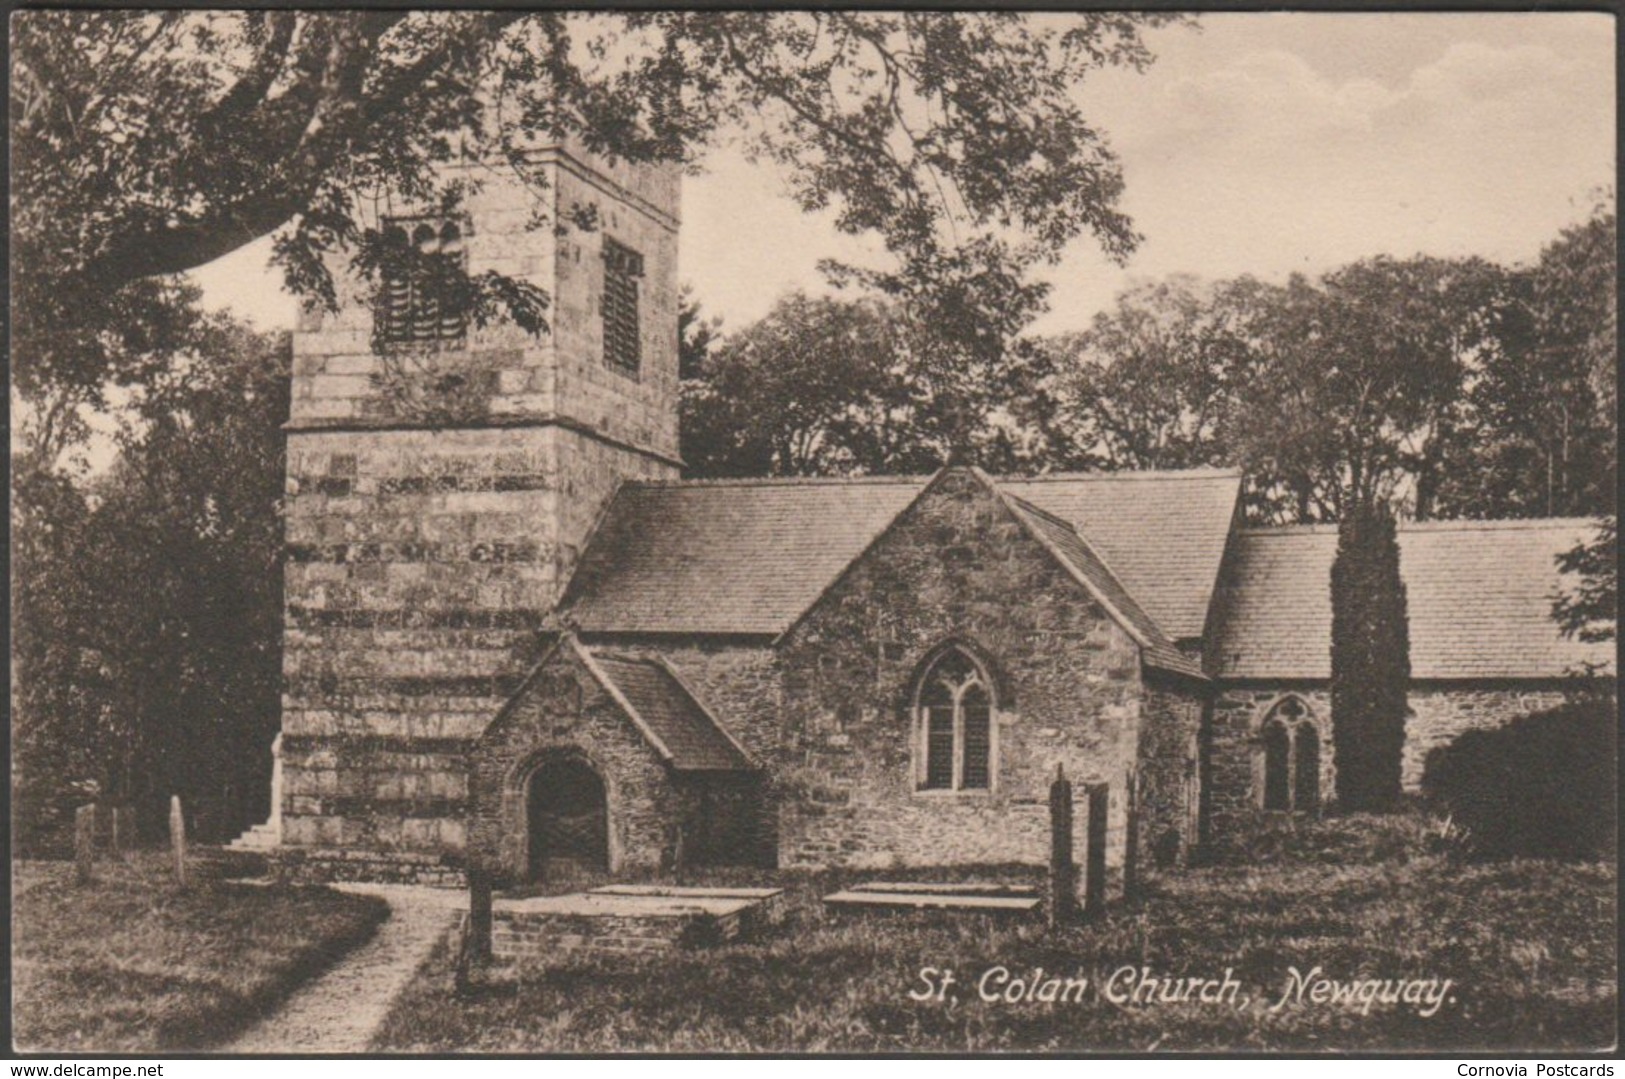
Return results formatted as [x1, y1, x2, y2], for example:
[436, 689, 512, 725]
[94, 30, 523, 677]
[1329, 501, 1411, 811]
[1040, 276, 1237, 472]
[1433, 205, 1616, 521]
[11, 319, 291, 844]
[84, 322, 292, 840]
[1217, 256, 1513, 524]
[1554, 518, 1617, 651]
[681, 292, 909, 477]
[680, 285, 1066, 478]
[678, 287, 723, 383]
[11, 452, 108, 851]
[13, 10, 1185, 412]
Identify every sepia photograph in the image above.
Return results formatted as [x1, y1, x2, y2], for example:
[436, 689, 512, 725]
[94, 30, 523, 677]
[9, 8, 1618, 1057]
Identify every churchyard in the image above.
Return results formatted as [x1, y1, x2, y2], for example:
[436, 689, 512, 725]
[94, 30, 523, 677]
[374, 808, 1614, 1053]
[11, 851, 386, 1052]
[9, 803, 1614, 1053]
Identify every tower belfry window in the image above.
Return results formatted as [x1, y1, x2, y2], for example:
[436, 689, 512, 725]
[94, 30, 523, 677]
[374, 219, 467, 347]
[602, 238, 644, 376]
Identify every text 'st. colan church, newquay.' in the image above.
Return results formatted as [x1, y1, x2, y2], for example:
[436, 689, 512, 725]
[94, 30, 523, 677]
[258, 143, 1611, 892]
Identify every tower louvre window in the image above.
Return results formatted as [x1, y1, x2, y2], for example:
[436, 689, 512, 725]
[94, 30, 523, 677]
[374, 219, 467, 347]
[602, 238, 644, 376]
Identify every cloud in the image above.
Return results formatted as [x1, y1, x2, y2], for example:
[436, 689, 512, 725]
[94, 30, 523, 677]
[1033, 27, 1614, 334]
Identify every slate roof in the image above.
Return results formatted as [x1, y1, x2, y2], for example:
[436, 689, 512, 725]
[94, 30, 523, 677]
[1209, 519, 1615, 680]
[585, 650, 754, 771]
[1003, 469, 1242, 640]
[564, 469, 1241, 641]
[1001, 494, 1205, 679]
[565, 478, 920, 636]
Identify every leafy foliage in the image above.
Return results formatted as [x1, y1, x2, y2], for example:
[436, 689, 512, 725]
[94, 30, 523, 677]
[1553, 518, 1618, 648]
[11, 321, 291, 846]
[680, 289, 1060, 477]
[1330, 502, 1411, 812]
[12, 10, 1183, 405]
[1039, 276, 1239, 472]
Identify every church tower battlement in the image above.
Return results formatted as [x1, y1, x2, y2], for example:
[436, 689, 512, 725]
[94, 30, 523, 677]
[277, 145, 681, 882]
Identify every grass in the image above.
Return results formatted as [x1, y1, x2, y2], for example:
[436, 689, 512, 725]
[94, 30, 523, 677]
[372, 812, 1616, 1053]
[12, 851, 389, 1052]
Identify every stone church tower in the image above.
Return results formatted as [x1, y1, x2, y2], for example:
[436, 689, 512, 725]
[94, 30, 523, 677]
[276, 143, 681, 882]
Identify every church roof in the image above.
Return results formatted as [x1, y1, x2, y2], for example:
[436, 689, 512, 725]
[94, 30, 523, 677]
[584, 650, 755, 771]
[1002, 470, 1241, 640]
[563, 469, 1241, 643]
[1209, 518, 1613, 680]
[1001, 494, 1204, 679]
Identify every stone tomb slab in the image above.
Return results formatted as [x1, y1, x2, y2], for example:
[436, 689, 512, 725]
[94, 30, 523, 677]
[848, 881, 1039, 898]
[589, 884, 788, 930]
[490, 890, 771, 960]
[823, 885, 1042, 916]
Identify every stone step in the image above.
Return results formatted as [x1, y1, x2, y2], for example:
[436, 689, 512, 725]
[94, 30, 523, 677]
[227, 821, 280, 851]
[822, 889, 1042, 914]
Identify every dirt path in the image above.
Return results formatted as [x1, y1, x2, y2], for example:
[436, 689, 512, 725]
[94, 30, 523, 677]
[228, 884, 464, 1054]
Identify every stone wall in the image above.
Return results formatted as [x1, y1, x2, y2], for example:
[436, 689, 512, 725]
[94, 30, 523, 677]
[1206, 682, 1578, 841]
[287, 149, 680, 458]
[775, 470, 1164, 887]
[278, 146, 682, 884]
[468, 640, 679, 884]
[1133, 680, 1204, 875]
[1404, 684, 1574, 789]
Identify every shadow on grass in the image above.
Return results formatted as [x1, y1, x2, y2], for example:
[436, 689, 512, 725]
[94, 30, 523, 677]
[374, 820, 1615, 1053]
[12, 852, 389, 1052]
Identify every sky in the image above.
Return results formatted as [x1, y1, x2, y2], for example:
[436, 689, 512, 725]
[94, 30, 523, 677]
[191, 12, 1616, 338]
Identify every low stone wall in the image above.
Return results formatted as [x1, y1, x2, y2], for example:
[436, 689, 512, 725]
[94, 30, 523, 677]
[273, 846, 465, 888]
[491, 909, 695, 957]
[487, 892, 765, 959]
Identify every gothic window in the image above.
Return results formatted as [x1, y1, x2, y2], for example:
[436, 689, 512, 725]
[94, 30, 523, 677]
[374, 219, 468, 347]
[915, 648, 994, 791]
[602, 238, 644, 376]
[1261, 697, 1320, 812]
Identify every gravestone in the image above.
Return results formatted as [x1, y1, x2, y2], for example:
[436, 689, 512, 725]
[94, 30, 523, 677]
[110, 807, 129, 856]
[468, 869, 493, 965]
[1084, 783, 1109, 917]
[1048, 765, 1078, 926]
[169, 796, 187, 886]
[74, 804, 96, 884]
[1123, 770, 1140, 901]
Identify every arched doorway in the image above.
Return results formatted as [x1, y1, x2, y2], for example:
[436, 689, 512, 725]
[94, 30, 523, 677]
[526, 756, 608, 881]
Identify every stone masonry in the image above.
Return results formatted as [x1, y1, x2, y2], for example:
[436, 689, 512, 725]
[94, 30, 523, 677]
[279, 143, 681, 883]
[774, 470, 1207, 889]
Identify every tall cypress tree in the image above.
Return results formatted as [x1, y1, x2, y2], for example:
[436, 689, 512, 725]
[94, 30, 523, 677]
[1330, 501, 1411, 811]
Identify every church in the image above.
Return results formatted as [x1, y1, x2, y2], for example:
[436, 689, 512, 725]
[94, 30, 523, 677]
[264, 141, 1609, 893]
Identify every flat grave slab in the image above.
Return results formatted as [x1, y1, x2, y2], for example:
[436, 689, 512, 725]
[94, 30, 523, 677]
[848, 881, 1039, 898]
[590, 883, 788, 927]
[822, 889, 1042, 914]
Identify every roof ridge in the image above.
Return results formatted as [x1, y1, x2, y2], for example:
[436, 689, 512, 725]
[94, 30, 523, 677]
[624, 474, 927, 489]
[1242, 516, 1602, 537]
[1006, 467, 1243, 482]
[1001, 491, 1153, 625]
